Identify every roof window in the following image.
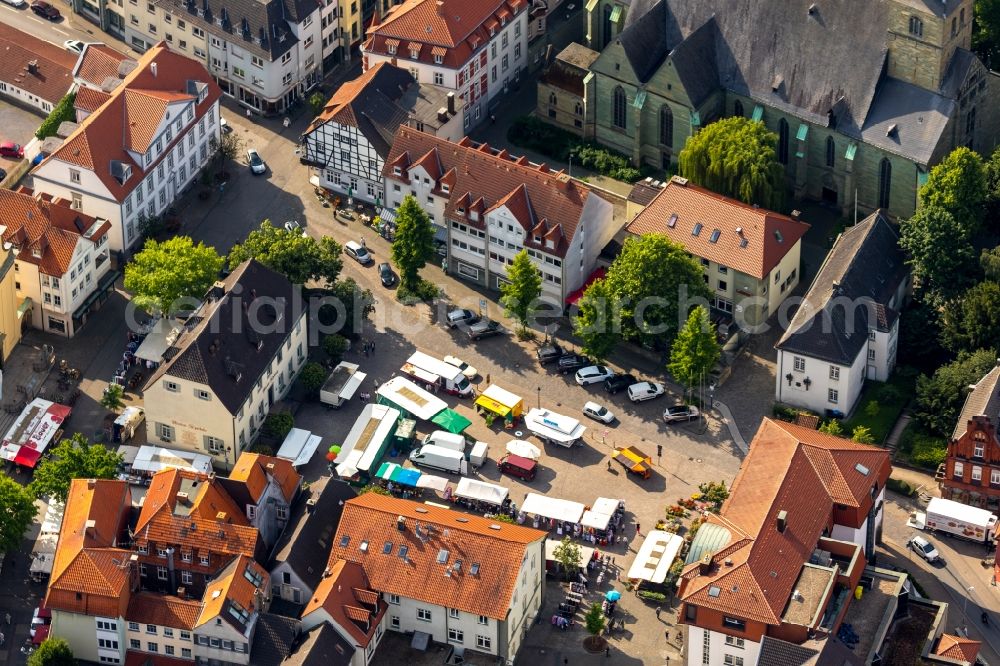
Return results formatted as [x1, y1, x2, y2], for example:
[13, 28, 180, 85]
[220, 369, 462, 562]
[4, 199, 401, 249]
[339, 535, 350, 547]
[692, 223, 703, 237]
[855, 463, 870, 476]
[709, 229, 721, 243]
[437, 549, 450, 564]
[667, 213, 677, 228]
[383, 542, 393, 554]
[708, 586, 721, 597]
[774, 230, 784, 243]
[470, 563, 480, 576]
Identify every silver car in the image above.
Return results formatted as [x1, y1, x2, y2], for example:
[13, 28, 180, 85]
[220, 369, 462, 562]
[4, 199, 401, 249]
[247, 148, 266, 174]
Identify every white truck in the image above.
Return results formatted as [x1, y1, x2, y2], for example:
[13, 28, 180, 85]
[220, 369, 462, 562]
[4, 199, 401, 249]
[910, 497, 999, 543]
[320, 361, 366, 408]
[409, 444, 466, 474]
[420, 431, 489, 467]
[401, 351, 474, 397]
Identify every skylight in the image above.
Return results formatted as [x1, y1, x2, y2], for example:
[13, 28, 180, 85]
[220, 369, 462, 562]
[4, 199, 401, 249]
[774, 230, 784, 243]
[692, 223, 703, 236]
[668, 213, 678, 228]
[740, 237, 749, 248]
[398, 545, 409, 560]
[708, 586, 721, 597]
[709, 229, 721, 243]
[339, 535, 350, 547]
[437, 549, 450, 564]
[360, 540, 369, 553]
[470, 563, 480, 576]
[383, 542, 393, 554]
[855, 463, 870, 476]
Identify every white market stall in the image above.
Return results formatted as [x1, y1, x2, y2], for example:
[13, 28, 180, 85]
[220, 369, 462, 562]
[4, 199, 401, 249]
[455, 478, 509, 507]
[276, 428, 324, 467]
[132, 446, 213, 475]
[581, 510, 613, 531]
[376, 376, 447, 421]
[334, 404, 401, 479]
[592, 497, 623, 516]
[133, 318, 183, 363]
[545, 538, 596, 565]
[524, 408, 586, 447]
[416, 474, 450, 492]
[521, 493, 586, 523]
[505, 439, 541, 460]
[627, 531, 685, 585]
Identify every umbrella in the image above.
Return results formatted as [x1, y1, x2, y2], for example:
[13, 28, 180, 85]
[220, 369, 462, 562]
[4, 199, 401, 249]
[505, 440, 541, 461]
[605, 590, 621, 602]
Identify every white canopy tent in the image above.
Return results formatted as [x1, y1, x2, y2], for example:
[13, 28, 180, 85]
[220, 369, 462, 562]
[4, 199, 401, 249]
[416, 475, 450, 492]
[627, 531, 685, 584]
[335, 449, 364, 479]
[455, 478, 509, 506]
[522, 493, 586, 523]
[505, 440, 541, 460]
[134, 318, 183, 363]
[132, 446, 213, 475]
[592, 497, 623, 516]
[276, 428, 324, 467]
[581, 510, 613, 531]
[376, 376, 447, 421]
[545, 538, 596, 564]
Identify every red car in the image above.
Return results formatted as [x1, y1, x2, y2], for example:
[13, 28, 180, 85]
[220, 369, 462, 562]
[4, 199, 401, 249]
[0, 142, 24, 159]
[30, 0, 61, 19]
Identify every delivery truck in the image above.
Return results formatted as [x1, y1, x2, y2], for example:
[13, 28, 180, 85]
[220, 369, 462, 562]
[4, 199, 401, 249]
[320, 361, 366, 408]
[409, 444, 466, 474]
[419, 431, 489, 468]
[911, 497, 998, 543]
[401, 351, 474, 396]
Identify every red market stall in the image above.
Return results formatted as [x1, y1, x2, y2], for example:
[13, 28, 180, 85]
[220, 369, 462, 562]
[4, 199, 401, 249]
[0, 399, 72, 469]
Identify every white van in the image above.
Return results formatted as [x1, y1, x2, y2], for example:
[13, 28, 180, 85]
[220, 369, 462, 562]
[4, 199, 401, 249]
[469, 441, 489, 467]
[409, 445, 465, 474]
[422, 430, 467, 452]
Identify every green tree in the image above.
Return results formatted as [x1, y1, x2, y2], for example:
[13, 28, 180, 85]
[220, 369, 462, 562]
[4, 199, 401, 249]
[124, 236, 224, 315]
[100, 383, 125, 413]
[229, 221, 343, 287]
[678, 116, 785, 208]
[572, 279, 620, 363]
[898, 301, 946, 371]
[851, 425, 875, 444]
[668, 306, 721, 394]
[819, 420, 843, 436]
[27, 637, 76, 666]
[298, 361, 327, 396]
[500, 250, 542, 335]
[30, 433, 123, 503]
[552, 536, 582, 580]
[323, 334, 349, 364]
[974, 0, 1000, 68]
[391, 196, 436, 293]
[0, 475, 37, 554]
[899, 206, 977, 305]
[262, 411, 294, 440]
[603, 235, 710, 348]
[916, 348, 998, 436]
[918, 147, 988, 232]
[982, 246, 1000, 282]
[308, 92, 327, 117]
[211, 131, 243, 177]
[583, 602, 606, 638]
[864, 400, 881, 419]
[940, 281, 1000, 354]
[315, 279, 374, 338]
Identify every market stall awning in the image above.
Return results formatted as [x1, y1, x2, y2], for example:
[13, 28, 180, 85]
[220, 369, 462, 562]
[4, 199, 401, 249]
[416, 474, 449, 491]
[336, 449, 364, 478]
[592, 497, 622, 516]
[12, 447, 42, 468]
[276, 428, 324, 467]
[581, 510, 612, 531]
[522, 493, 585, 523]
[375, 462, 422, 487]
[432, 409, 472, 434]
[475, 394, 510, 416]
[627, 531, 684, 584]
[455, 478, 509, 506]
[134, 318, 183, 363]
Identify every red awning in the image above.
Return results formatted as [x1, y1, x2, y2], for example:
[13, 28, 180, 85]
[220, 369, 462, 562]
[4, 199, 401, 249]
[565, 266, 607, 306]
[13, 447, 42, 468]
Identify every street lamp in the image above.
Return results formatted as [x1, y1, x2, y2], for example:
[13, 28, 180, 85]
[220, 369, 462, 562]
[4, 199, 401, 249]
[536, 387, 541, 409]
[224, 445, 233, 472]
[963, 586, 975, 615]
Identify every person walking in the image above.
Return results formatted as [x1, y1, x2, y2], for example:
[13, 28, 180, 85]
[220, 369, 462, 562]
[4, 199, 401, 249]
[655, 606, 662, 620]
[4, 611, 9, 624]
[485, 373, 491, 385]
[635, 522, 641, 536]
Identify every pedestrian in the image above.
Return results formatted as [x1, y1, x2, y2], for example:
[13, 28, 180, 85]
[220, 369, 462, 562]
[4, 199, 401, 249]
[4, 612, 9, 625]
[655, 606, 661, 619]
[361, 237, 367, 249]
[607, 460, 612, 472]
[283, 116, 290, 129]
[486, 373, 491, 385]
[1, 631, 5, 646]
[246, 107, 252, 118]
[605, 646, 610, 658]
[636, 522, 641, 536]
[370, 339, 375, 352]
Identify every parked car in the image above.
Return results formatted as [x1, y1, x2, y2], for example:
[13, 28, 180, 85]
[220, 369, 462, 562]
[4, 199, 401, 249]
[30, 605, 51, 638]
[0, 168, 7, 182]
[445, 308, 479, 329]
[627, 381, 665, 402]
[497, 454, 537, 481]
[443, 355, 477, 379]
[908, 535, 940, 562]
[575, 365, 614, 386]
[468, 319, 504, 341]
[220, 116, 232, 134]
[663, 405, 700, 423]
[557, 353, 591, 374]
[30, 0, 60, 18]
[63, 39, 85, 53]
[344, 241, 373, 265]
[536, 342, 565, 365]
[377, 262, 396, 287]
[582, 401, 615, 424]
[1, 0, 26, 7]
[604, 373, 637, 394]
[283, 220, 306, 236]
[246, 148, 266, 174]
[0, 142, 24, 159]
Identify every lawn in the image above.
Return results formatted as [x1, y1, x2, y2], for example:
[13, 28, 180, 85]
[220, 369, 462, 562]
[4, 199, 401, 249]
[841, 371, 915, 444]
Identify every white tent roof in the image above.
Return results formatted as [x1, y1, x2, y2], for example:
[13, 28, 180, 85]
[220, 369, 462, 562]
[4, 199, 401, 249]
[132, 446, 213, 475]
[544, 538, 596, 564]
[455, 478, 509, 505]
[276, 428, 324, 467]
[335, 449, 364, 478]
[336, 404, 400, 473]
[416, 474, 450, 492]
[376, 376, 447, 421]
[593, 497, 622, 516]
[626, 531, 684, 584]
[505, 440, 541, 460]
[134, 318, 182, 363]
[116, 445, 140, 466]
[581, 510, 612, 530]
[482, 384, 522, 408]
[522, 493, 585, 523]
[524, 408, 586, 444]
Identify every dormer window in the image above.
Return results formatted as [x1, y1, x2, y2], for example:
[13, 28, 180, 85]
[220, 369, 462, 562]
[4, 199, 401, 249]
[393, 166, 402, 176]
[500, 16, 506, 26]
[489, 27, 495, 36]
[470, 210, 479, 221]
[546, 239, 554, 249]
[410, 47, 419, 59]
[457, 206, 466, 215]
[387, 44, 397, 55]
[434, 54, 443, 64]
[533, 235, 541, 243]
[31, 247, 41, 258]
[442, 183, 450, 193]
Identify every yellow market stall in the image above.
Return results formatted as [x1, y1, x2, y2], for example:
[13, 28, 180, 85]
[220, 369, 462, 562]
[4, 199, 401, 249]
[474, 384, 524, 427]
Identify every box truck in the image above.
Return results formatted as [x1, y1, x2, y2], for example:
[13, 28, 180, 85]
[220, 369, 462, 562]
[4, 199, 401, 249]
[409, 444, 466, 474]
[320, 361, 366, 408]
[401, 351, 474, 396]
[911, 497, 998, 543]
[422, 431, 467, 452]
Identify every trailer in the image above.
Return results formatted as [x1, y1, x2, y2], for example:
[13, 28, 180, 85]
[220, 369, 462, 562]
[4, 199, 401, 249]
[524, 408, 586, 447]
[612, 446, 653, 479]
[401, 351, 473, 396]
[911, 497, 998, 543]
[320, 361, 367, 408]
[334, 404, 401, 480]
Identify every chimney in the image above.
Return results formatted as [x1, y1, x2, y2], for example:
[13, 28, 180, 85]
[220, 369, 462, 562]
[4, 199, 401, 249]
[176, 492, 190, 504]
[437, 108, 449, 122]
[698, 552, 713, 575]
[777, 510, 788, 533]
[436, 0, 444, 14]
[446, 91, 456, 115]
[151, 62, 158, 77]
[670, 175, 689, 186]
[790, 209, 802, 220]
[397, 515, 406, 531]
[85, 519, 97, 533]
[306, 498, 317, 513]
[87, 479, 97, 488]
[27, 60, 38, 75]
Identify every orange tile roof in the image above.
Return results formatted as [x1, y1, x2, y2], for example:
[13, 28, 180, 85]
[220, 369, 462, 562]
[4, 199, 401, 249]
[679, 419, 891, 625]
[302, 559, 385, 646]
[326, 494, 545, 620]
[127, 592, 203, 630]
[936, 634, 981, 664]
[74, 86, 113, 114]
[0, 24, 76, 106]
[0, 189, 109, 277]
[626, 177, 810, 279]
[228, 453, 300, 504]
[385, 129, 592, 257]
[41, 42, 221, 204]
[74, 43, 130, 88]
[196, 555, 268, 630]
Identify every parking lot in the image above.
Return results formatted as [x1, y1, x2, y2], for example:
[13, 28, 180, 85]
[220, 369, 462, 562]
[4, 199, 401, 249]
[0, 98, 42, 175]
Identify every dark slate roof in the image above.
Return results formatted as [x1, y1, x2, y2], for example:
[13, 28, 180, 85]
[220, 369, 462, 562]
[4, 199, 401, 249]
[940, 47, 977, 99]
[775, 212, 908, 365]
[269, 480, 357, 595]
[151, 0, 301, 61]
[859, 78, 955, 165]
[144, 260, 299, 414]
[667, 17, 718, 107]
[758, 636, 820, 666]
[282, 623, 354, 666]
[618, 0, 668, 83]
[251, 613, 301, 666]
[627, 178, 664, 206]
[952, 365, 1000, 440]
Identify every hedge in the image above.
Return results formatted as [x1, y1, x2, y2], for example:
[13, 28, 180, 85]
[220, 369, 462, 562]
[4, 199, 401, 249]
[897, 422, 947, 470]
[36, 92, 77, 140]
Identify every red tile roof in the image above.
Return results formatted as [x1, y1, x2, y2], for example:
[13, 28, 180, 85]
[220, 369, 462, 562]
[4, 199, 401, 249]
[0, 24, 76, 106]
[196, 555, 268, 629]
[74, 86, 113, 115]
[679, 419, 891, 625]
[126, 592, 203, 630]
[228, 453, 301, 504]
[384, 129, 594, 257]
[936, 634, 981, 664]
[365, 0, 527, 70]
[326, 494, 544, 620]
[74, 43, 130, 89]
[302, 559, 385, 646]
[40, 42, 221, 204]
[0, 189, 109, 277]
[626, 177, 810, 279]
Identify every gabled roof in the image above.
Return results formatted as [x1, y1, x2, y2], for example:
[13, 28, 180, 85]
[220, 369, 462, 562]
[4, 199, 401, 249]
[143, 260, 298, 414]
[540, 44, 600, 97]
[617, 0, 669, 83]
[75, 86, 113, 114]
[197, 555, 269, 633]
[227, 453, 301, 505]
[384, 129, 594, 258]
[0, 24, 77, 106]
[74, 43, 131, 89]
[679, 419, 890, 625]
[40, 42, 221, 203]
[952, 365, 1000, 441]
[126, 592, 203, 630]
[250, 613, 301, 666]
[151, 0, 299, 61]
[626, 177, 809, 279]
[775, 211, 908, 365]
[281, 623, 354, 666]
[302, 559, 385, 646]
[326, 494, 545, 620]
[271, 480, 356, 594]
[936, 634, 981, 664]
